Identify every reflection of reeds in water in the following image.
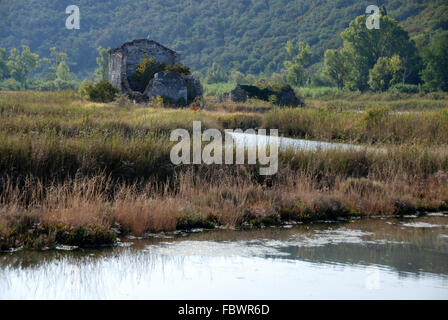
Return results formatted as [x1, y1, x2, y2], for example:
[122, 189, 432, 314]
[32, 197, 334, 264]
[0, 247, 191, 299]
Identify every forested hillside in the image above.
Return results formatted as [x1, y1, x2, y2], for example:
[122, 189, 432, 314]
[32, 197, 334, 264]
[0, 0, 447, 77]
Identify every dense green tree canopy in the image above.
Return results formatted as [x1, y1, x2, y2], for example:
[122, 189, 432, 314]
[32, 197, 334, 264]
[284, 41, 311, 86]
[341, 14, 420, 86]
[0, 0, 446, 77]
[0, 48, 9, 80]
[324, 49, 349, 89]
[421, 31, 448, 92]
[56, 61, 72, 81]
[6, 46, 40, 88]
[94, 46, 110, 82]
[368, 55, 403, 91]
[205, 63, 228, 84]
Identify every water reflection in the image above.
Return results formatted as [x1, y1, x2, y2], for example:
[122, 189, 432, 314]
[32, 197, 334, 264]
[227, 132, 367, 152]
[0, 216, 447, 299]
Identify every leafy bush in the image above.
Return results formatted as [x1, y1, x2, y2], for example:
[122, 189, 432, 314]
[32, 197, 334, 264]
[131, 55, 166, 92]
[165, 64, 191, 76]
[78, 79, 94, 99]
[368, 56, 403, 92]
[176, 214, 215, 230]
[114, 93, 132, 108]
[130, 56, 192, 93]
[149, 95, 165, 108]
[84, 80, 118, 103]
[239, 80, 302, 106]
[34, 79, 79, 91]
[255, 80, 292, 93]
[0, 78, 22, 91]
[363, 106, 390, 129]
[311, 195, 350, 220]
[389, 84, 419, 94]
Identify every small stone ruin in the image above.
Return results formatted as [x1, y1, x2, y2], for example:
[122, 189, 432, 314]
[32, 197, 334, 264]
[224, 84, 303, 107]
[109, 39, 203, 104]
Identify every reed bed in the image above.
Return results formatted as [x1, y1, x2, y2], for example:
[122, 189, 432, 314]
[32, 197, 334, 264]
[0, 91, 447, 250]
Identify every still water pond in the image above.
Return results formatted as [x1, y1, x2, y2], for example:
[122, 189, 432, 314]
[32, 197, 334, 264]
[1, 215, 448, 299]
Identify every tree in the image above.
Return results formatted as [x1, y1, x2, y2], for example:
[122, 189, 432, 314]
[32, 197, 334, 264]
[205, 62, 228, 84]
[0, 48, 9, 80]
[324, 49, 349, 89]
[368, 55, 403, 92]
[56, 61, 73, 81]
[284, 41, 311, 86]
[421, 31, 448, 92]
[230, 69, 245, 84]
[0, 78, 21, 91]
[340, 15, 420, 90]
[42, 47, 68, 79]
[94, 46, 110, 82]
[7, 46, 40, 88]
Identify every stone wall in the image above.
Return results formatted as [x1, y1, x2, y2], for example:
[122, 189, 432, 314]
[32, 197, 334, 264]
[144, 72, 188, 104]
[109, 39, 179, 95]
[109, 39, 202, 105]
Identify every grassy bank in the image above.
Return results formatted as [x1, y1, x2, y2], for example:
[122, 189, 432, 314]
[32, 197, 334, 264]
[263, 107, 448, 145]
[0, 91, 447, 250]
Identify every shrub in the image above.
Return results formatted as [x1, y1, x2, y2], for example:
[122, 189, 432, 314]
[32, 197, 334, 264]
[131, 55, 167, 92]
[79, 79, 94, 99]
[268, 94, 278, 104]
[363, 106, 390, 130]
[176, 214, 215, 230]
[390, 84, 419, 94]
[130, 56, 191, 93]
[84, 80, 118, 103]
[259, 80, 292, 93]
[150, 95, 165, 108]
[165, 64, 191, 76]
[312, 195, 350, 220]
[0, 78, 22, 91]
[240, 82, 292, 102]
[36, 79, 79, 91]
[114, 93, 132, 108]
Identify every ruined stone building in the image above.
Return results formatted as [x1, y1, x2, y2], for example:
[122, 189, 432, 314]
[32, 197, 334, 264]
[109, 39, 202, 103]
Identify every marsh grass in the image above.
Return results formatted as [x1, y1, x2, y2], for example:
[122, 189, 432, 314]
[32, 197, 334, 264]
[1, 91, 448, 249]
[205, 97, 273, 113]
[1, 148, 447, 244]
[297, 87, 448, 103]
[263, 106, 448, 145]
